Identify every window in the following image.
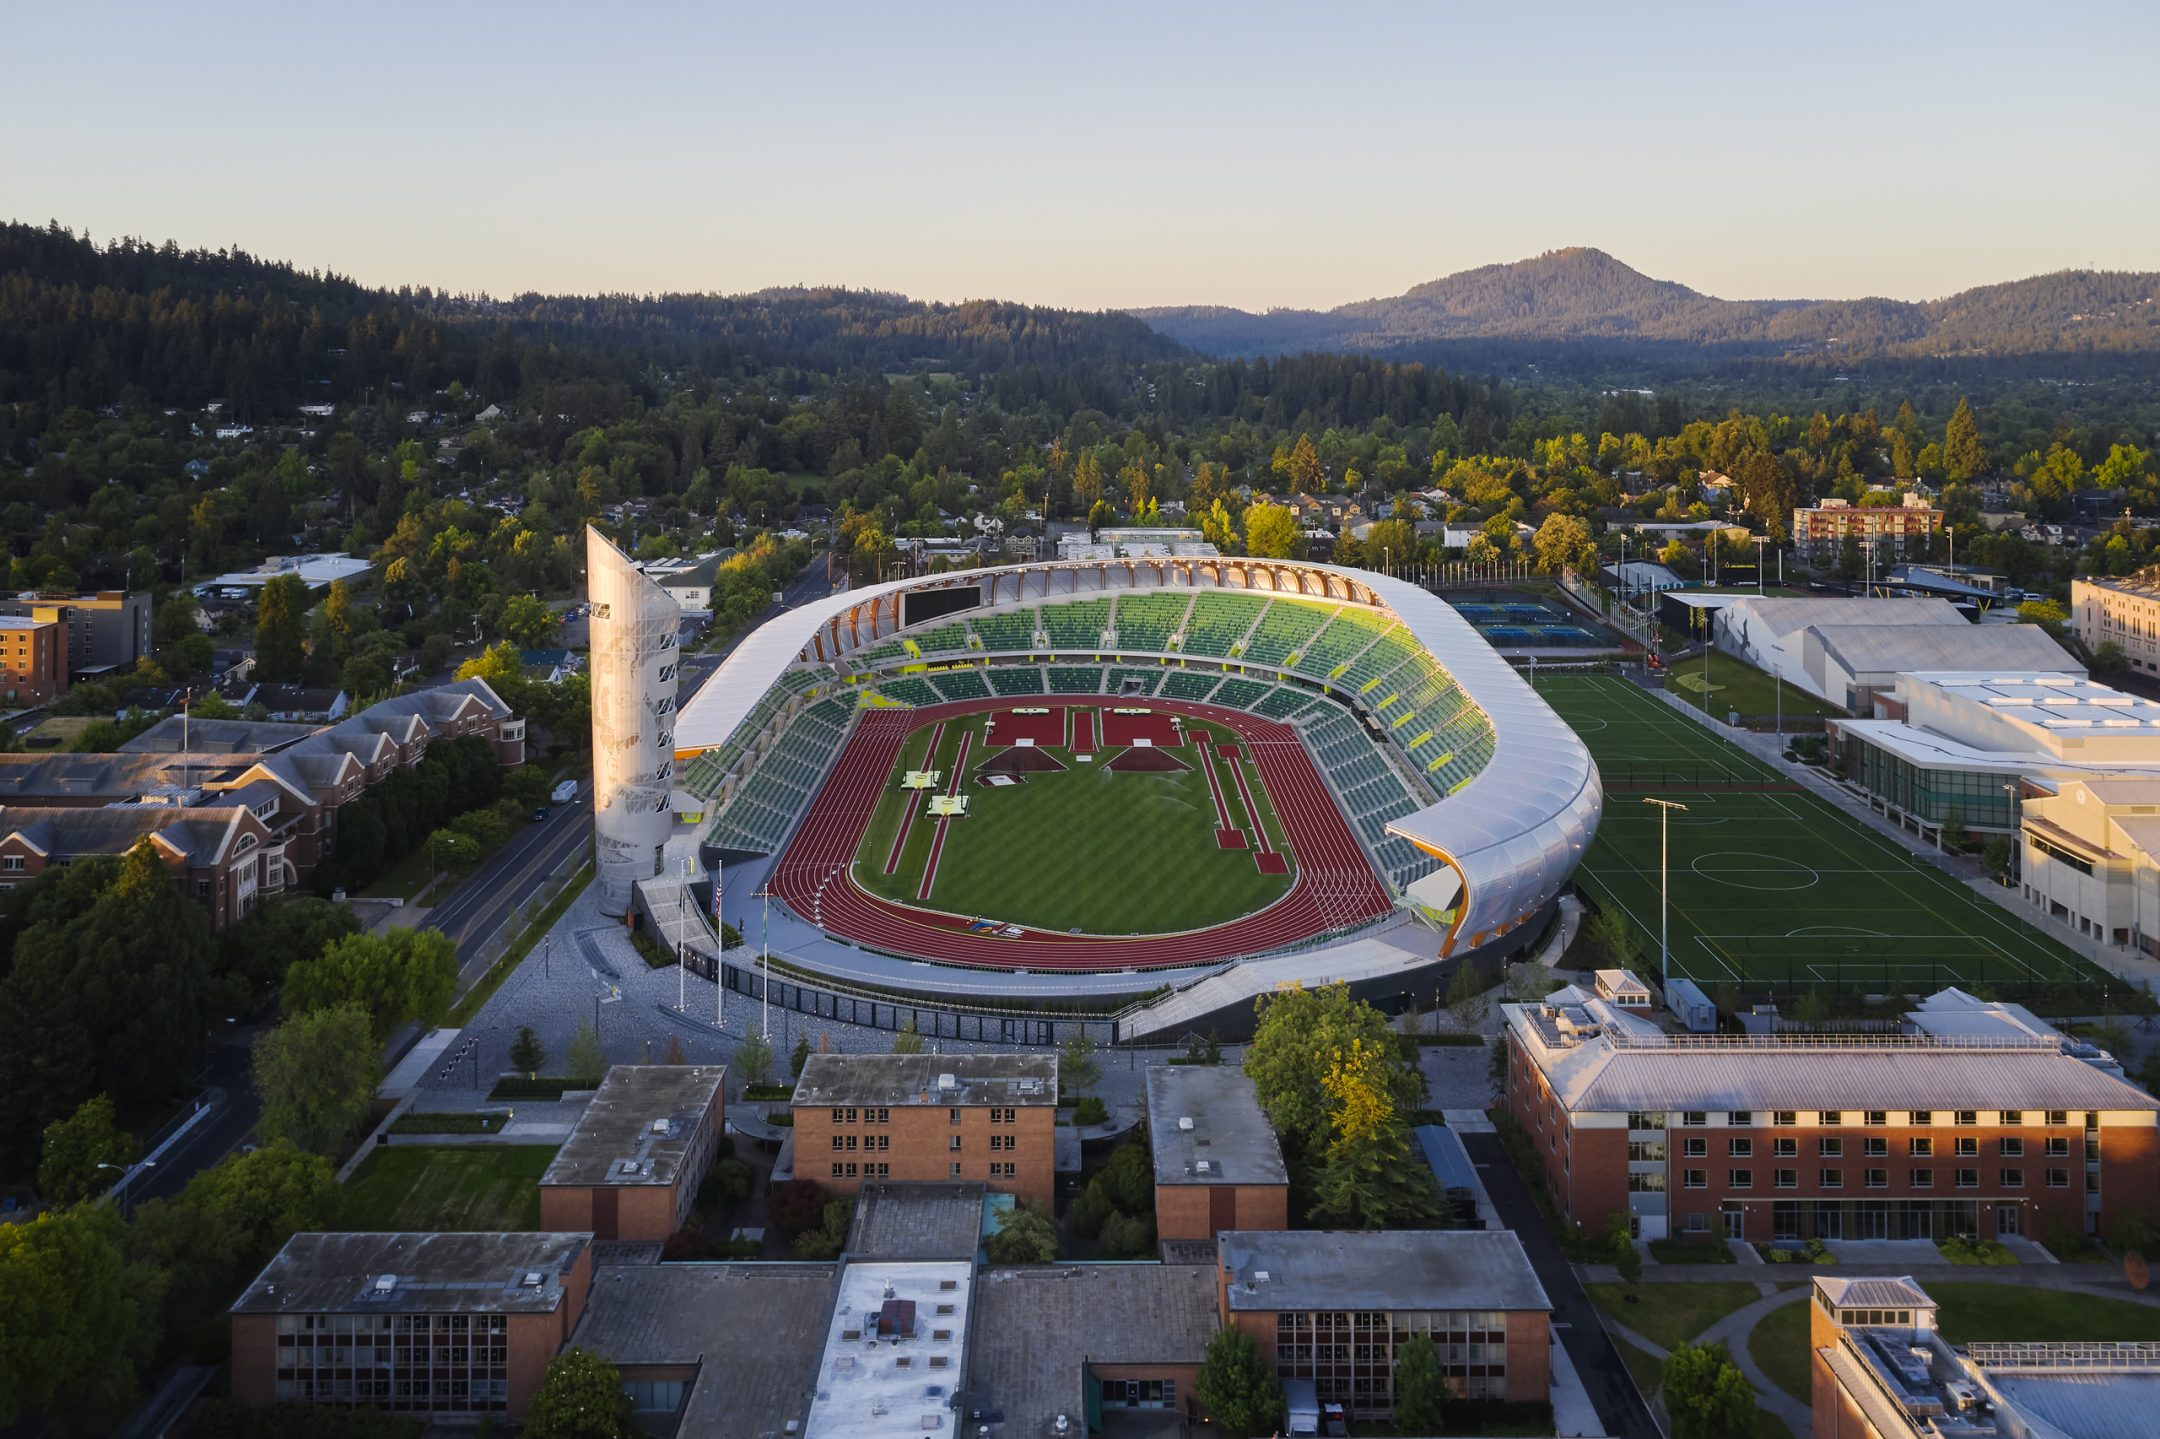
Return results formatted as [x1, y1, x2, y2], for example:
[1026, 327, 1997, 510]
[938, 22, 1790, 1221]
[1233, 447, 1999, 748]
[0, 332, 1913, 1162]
[2046, 1168, 2070, 1188]
[1773, 1111, 1797, 1127]
[1682, 1111, 1707, 1127]
[2002, 1110, 2024, 1126]
[0, 856, 21, 872]
[869, 1107, 890, 1125]
[1775, 1169, 1798, 1189]
[1955, 1110, 1978, 1127]
[1910, 1111, 1933, 1126]
[2045, 1138, 2070, 1158]
[1684, 1170, 1707, 1190]
[1910, 1169, 1933, 1189]
[2001, 1168, 2023, 1189]
[1729, 1138, 1753, 1158]
[831, 1163, 844, 1178]
[950, 1107, 963, 1125]
[1954, 1137, 1977, 1158]
[1629, 1171, 1666, 1193]
[1730, 1111, 1754, 1126]
[1729, 1169, 1753, 1190]
[1956, 1168, 1979, 1189]
[831, 1108, 847, 1123]
[831, 1136, 845, 1151]
[1628, 1111, 1668, 1131]
[1819, 1138, 1844, 1158]
[1864, 1138, 1888, 1158]
[1819, 1111, 1842, 1126]
[2001, 1138, 2024, 1158]
[1684, 1212, 1711, 1234]
[1865, 1110, 1887, 1126]
[1683, 1138, 1707, 1158]
[1865, 1169, 1888, 1189]
[950, 1162, 963, 1178]
[1909, 1138, 1933, 1157]
[1629, 1140, 1667, 1162]
[1773, 1138, 1797, 1158]
[1820, 1168, 1843, 1189]
[2046, 1110, 2069, 1126]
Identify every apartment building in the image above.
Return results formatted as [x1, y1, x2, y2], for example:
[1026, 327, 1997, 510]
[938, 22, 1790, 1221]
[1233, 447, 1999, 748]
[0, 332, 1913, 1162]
[0, 589, 151, 675]
[228, 1231, 594, 1421]
[0, 802, 280, 925]
[1146, 1066, 1290, 1241]
[2074, 570, 2160, 677]
[538, 1065, 726, 1242]
[1791, 498, 1943, 564]
[0, 615, 66, 705]
[1810, 1274, 2160, 1439]
[790, 1053, 1057, 1207]
[1216, 1230, 1552, 1414]
[1503, 990, 2160, 1242]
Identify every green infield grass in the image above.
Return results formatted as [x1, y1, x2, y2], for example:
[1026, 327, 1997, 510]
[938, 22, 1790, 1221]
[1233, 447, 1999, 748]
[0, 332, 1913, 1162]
[1534, 673, 2107, 998]
[851, 708, 1295, 934]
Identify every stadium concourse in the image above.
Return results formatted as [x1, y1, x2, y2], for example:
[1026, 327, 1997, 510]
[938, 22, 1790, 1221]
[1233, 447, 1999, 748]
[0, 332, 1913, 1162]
[769, 697, 1391, 971]
[662, 558, 1601, 1030]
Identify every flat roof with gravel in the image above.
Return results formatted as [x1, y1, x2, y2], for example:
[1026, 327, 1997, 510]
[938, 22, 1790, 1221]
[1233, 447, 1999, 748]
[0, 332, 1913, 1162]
[539, 1064, 724, 1189]
[1146, 1066, 1287, 1187]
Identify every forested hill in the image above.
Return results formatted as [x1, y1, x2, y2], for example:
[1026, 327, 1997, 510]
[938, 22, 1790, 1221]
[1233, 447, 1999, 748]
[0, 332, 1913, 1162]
[1131, 247, 2160, 361]
[0, 222, 1189, 417]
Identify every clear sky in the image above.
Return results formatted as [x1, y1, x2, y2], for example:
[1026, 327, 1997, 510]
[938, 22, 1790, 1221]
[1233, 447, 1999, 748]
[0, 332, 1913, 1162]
[5, 1, 2154, 312]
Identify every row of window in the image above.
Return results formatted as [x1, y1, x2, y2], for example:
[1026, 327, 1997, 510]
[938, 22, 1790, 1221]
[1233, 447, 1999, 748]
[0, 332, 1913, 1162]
[823, 1105, 1023, 1125]
[832, 1134, 891, 1151]
[1681, 1136, 2067, 1159]
[838, 1161, 1021, 1180]
[1682, 1167, 2069, 1190]
[1632, 1109, 2079, 1129]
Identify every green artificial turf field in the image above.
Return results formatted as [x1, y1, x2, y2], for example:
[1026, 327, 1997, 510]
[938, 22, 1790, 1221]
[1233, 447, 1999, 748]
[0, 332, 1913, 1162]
[1534, 673, 2108, 998]
[852, 709, 1295, 934]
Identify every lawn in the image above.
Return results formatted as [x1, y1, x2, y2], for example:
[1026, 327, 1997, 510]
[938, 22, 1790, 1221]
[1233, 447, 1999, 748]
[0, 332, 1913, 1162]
[852, 709, 1294, 934]
[1585, 1281, 1763, 1352]
[1748, 1300, 1813, 1405]
[1535, 674, 2108, 999]
[1660, 650, 1843, 721]
[338, 1145, 558, 1231]
[1930, 1282, 2160, 1343]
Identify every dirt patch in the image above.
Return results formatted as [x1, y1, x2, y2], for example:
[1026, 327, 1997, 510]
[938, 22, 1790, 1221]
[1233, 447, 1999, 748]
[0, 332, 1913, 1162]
[977, 746, 1068, 776]
[1106, 747, 1191, 773]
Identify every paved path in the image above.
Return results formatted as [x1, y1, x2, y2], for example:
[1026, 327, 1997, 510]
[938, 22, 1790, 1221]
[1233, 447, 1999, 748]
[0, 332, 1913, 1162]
[1588, 1260, 2157, 1292]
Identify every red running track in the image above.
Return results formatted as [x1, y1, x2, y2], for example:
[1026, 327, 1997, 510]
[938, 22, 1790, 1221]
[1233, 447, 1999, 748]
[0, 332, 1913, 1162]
[769, 698, 1393, 972]
[1070, 708, 1096, 754]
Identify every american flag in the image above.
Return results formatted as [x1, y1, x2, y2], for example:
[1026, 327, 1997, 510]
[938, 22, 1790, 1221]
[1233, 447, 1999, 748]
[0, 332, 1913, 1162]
[711, 859, 723, 936]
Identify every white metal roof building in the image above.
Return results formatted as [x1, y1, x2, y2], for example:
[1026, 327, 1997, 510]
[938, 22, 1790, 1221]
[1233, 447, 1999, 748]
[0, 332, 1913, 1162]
[670, 558, 1601, 972]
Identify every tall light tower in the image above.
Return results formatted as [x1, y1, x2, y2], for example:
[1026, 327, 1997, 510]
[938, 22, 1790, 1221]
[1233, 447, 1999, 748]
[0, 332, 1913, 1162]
[1643, 798, 1689, 981]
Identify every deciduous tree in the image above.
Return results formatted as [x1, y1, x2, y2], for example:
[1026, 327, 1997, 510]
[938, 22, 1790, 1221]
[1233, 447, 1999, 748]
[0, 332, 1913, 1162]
[0, 1207, 147, 1430]
[983, 1204, 1060, 1264]
[523, 1347, 636, 1439]
[283, 929, 458, 1039]
[38, 1093, 136, 1206]
[1662, 1343, 1756, 1439]
[567, 1020, 607, 1087]
[1194, 1326, 1285, 1439]
[253, 573, 309, 683]
[255, 1003, 379, 1154]
[1243, 501, 1300, 559]
[1393, 1333, 1449, 1433]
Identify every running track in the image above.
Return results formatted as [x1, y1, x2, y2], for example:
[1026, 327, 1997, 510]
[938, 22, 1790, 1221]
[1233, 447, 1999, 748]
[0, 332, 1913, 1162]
[883, 719, 944, 873]
[770, 698, 1393, 972]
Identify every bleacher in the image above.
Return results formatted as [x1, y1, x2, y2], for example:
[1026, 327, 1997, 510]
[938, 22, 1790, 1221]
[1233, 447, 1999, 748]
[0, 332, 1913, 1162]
[1107, 667, 1162, 696]
[927, 669, 990, 702]
[878, 676, 942, 707]
[1112, 591, 1191, 652]
[906, 623, 972, 659]
[1182, 591, 1268, 658]
[1290, 607, 1392, 682]
[1158, 671, 1221, 702]
[701, 695, 857, 853]
[682, 678, 801, 798]
[1210, 677, 1269, 709]
[1042, 598, 1110, 650]
[1047, 666, 1103, 695]
[988, 666, 1045, 696]
[848, 639, 907, 669]
[1241, 599, 1334, 666]
[1252, 685, 1314, 720]
[970, 607, 1038, 653]
[1338, 626, 1419, 693]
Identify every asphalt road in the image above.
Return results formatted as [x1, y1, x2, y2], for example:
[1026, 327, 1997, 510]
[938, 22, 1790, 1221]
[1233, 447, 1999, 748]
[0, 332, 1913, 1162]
[1462, 1130, 1660, 1439]
[135, 552, 838, 1190]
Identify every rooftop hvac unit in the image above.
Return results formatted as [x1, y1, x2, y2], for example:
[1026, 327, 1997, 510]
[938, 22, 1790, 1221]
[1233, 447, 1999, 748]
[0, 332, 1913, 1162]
[519, 1272, 545, 1288]
[374, 1275, 397, 1294]
[1177, 1117, 1195, 1131]
[938, 1073, 958, 1091]
[651, 1119, 670, 1134]
[1195, 1160, 1212, 1175]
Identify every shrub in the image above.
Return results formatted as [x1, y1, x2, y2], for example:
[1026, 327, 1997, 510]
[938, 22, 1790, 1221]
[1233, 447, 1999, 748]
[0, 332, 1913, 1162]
[699, 1157, 755, 1210]
[1071, 1096, 1108, 1125]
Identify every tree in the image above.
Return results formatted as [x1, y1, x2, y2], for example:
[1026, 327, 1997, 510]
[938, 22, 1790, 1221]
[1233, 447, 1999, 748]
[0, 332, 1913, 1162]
[283, 929, 458, 1039]
[2017, 597, 2067, 631]
[1663, 1344, 1755, 1439]
[522, 1347, 636, 1439]
[510, 1026, 547, 1077]
[1243, 501, 1301, 559]
[1393, 1333, 1449, 1433]
[0, 1207, 147, 1431]
[1194, 1325, 1285, 1439]
[38, 1093, 136, 1206]
[255, 1003, 379, 1154]
[1612, 1227, 1643, 1285]
[2094, 640, 2130, 676]
[1582, 906, 1636, 970]
[735, 1032, 774, 1087]
[567, 1020, 607, 1087]
[1944, 398, 1986, 483]
[424, 827, 481, 871]
[1245, 983, 1421, 1158]
[500, 593, 559, 649]
[1097, 1209, 1156, 1258]
[983, 1204, 1060, 1264]
[455, 640, 524, 686]
[253, 573, 309, 683]
[892, 1019, 926, 1054]
[1285, 433, 1325, 493]
[1447, 960, 1491, 1032]
[790, 1031, 812, 1078]
[1533, 512, 1594, 574]
[1982, 835, 2014, 882]
[1059, 1033, 1101, 1093]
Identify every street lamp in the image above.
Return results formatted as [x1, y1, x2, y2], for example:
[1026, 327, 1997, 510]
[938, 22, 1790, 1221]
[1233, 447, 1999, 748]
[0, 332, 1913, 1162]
[97, 1160, 154, 1213]
[1643, 799, 1689, 982]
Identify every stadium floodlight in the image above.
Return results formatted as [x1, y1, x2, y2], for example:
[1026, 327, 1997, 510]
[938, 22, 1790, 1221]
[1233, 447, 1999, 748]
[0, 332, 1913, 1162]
[1642, 798, 1689, 983]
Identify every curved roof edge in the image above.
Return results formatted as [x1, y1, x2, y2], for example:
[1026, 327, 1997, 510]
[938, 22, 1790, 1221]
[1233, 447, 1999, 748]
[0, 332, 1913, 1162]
[673, 559, 1600, 949]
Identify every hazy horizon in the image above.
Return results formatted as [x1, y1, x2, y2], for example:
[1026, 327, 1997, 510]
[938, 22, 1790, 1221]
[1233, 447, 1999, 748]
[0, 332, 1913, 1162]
[6, 1, 2155, 312]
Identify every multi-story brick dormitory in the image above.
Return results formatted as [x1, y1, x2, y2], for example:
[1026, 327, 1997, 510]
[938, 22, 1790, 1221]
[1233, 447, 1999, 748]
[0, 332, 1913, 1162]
[0, 679, 521, 925]
[538, 1065, 727, 1242]
[1503, 987, 2160, 1244]
[789, 1053, 1058, 1207]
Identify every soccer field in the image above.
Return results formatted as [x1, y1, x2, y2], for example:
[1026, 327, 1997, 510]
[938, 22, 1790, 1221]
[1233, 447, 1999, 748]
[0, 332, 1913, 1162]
[851, 709, 1296, 934]
[1534, 674, 2111, 999]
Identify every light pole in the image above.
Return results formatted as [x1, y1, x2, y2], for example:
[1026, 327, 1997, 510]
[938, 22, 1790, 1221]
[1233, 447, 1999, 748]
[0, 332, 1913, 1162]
[1643, 799, 1689, 982]
[761, 884, 773, 1040]
[1753, 535, 1767, 596]
[97, 1160, 153, 1214]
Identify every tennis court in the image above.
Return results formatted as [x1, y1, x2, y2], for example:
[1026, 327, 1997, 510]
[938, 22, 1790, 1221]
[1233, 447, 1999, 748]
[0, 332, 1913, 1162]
[1534, 673, 2111, 999]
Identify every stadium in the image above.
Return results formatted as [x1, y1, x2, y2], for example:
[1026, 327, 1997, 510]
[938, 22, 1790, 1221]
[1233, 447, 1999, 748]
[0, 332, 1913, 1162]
[634, 551, 1600, 1038]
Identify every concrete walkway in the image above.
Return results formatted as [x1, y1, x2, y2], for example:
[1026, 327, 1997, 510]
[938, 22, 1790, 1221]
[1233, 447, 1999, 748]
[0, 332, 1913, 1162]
[1697, 1288, 1813, 1439]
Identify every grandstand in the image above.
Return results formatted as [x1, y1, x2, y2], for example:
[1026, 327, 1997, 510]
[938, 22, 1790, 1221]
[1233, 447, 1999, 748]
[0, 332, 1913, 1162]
[970, 606, 1038, 653]
[1107, 667, 1163, 695]
[988, 665, 1045, 696]
[1184, 591, 1269, 658]
[1048, 665, 1104, 694]
[1042, 597, 1110, 649]
[1160, 670, 1223, 702]
[700, 692, 858, 854]
[1112, 591, 1192, 652]
[926, 668, 990, 702]
[1241, 598, 1332, 666]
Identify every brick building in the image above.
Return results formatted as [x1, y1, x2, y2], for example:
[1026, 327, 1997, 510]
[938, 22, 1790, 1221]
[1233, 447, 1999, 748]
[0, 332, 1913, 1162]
[1146, 1066, 1289, 1241]
[228, 1231, 593, 1421]
[1791, 498, 1943, 564]
[790, 1053, 1057, 1207]
[0, 802, 279, 925]
[1503, 991, 2160, 1243]
[538, 1065, 726, 1242]
[1215, 1230, 1552, 1414]
[0, 589, 150, 676]
[0, 615, 65, 705]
